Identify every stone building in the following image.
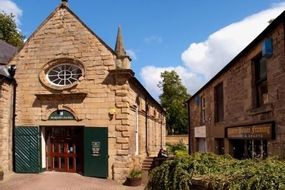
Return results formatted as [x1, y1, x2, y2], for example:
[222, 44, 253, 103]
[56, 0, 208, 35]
[0, 40, 17, 174]
[188, 10, 285, 159]
[0, 1, 166, 182]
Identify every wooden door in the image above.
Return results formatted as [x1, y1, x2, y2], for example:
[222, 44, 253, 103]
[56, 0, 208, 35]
[48, 142, 77, 172]
[84, 127, 108, 178]
[46, 127, 82, 173]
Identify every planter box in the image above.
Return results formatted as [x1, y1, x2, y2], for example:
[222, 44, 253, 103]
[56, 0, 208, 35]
[125, 177, 142, 186]
[0, 171, 3, 181]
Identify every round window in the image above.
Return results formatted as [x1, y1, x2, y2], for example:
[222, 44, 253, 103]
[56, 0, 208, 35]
[46, 64, 82, 86]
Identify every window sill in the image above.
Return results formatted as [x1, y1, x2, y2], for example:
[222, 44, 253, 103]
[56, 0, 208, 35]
[249, 103, 273, 115]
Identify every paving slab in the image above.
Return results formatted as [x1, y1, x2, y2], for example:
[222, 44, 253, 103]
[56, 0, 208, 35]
[0, 172, 145, 190]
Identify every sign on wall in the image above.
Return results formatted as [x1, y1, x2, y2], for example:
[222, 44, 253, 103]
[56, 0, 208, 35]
[195, 126, 206, 138]
[91, 141, 101, 157]
[227, 123, 274, 139]
[48, 110, 75, 120]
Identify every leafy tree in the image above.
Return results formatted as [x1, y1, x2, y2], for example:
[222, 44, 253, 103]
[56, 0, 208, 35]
[0, 12, 24, 48]
[158, 70, 190, 134]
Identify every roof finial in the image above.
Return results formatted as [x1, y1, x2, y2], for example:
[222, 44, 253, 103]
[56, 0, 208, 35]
[61, 0, 68, 7]
[115, 26, 126, 57]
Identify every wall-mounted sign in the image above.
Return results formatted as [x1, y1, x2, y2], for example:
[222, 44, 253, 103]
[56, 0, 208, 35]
[195, 126, 206, 138]
[227, 123, 274, 139]
[91, 141, 101, 157]
[48, 110, 75, 120]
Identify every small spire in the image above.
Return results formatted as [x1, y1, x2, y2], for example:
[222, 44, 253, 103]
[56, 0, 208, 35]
[115, 26, 126, 57]
[61, 0, 68, 7]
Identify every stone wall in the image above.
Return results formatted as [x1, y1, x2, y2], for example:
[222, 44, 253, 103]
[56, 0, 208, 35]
[189, 20, 285, 157]
[166, 135, 188, 146]
[0, 79, 13, 173]
[9, 5, 166, 182]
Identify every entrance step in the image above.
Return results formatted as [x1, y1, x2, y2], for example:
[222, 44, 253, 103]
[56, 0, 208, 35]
[141, 157, 155, 171]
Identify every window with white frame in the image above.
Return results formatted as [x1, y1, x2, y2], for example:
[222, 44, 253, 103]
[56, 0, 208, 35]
[47, 64, 82, 86]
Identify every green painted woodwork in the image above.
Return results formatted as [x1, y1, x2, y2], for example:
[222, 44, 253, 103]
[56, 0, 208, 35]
[14, 127, 41, 173]
[84, 127, 108, 178]
[48, 110, 75, 120]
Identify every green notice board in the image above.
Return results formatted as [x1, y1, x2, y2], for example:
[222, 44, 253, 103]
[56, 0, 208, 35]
[14, 127, 41, 173]
[84, 127, 108, 178]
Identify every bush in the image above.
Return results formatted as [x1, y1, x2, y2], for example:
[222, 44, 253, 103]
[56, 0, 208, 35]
[128, 168, 142, 178]
[145, 153, 285, 190]
[166, 140, 187, 156]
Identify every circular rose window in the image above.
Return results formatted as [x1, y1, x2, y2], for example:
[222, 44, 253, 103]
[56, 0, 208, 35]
[46, 64, 82, 86]
[39, 58, 85, 90]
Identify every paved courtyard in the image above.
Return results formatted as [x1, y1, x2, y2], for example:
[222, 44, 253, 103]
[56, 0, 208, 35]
[0, 172, 145, 190]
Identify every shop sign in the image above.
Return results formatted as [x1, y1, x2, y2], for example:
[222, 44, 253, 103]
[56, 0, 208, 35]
[49, 110, 75, 120]
[91, 141, 101, 157]
[195, 126, 206, 138]
[227, 123, 273, 139]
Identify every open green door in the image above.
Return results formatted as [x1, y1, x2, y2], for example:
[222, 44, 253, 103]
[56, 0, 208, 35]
[84, 127, 108, 178]
[14, 127, 41, 173]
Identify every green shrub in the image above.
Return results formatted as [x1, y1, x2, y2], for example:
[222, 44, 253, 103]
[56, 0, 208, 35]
[128, 168, 142, 178]
[175, 150, 189, 157]
[166, 140, 187, 155]
[145, 153, 285, 190]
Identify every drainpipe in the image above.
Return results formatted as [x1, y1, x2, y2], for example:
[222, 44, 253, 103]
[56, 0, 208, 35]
[7, 66, 16, 171]
[145, 98, 149, 156]
[160, 112, 163, 148]
[187, 100, 191, 155]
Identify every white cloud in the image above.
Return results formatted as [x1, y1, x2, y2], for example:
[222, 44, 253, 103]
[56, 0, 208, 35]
[141, 66, 204, 99]
[126, 49, 137, 60]
[181, 3, 285, 80]
[0, 0, 22, 26]
[140, 3, 285, 99]
[144, 35, 163, 44]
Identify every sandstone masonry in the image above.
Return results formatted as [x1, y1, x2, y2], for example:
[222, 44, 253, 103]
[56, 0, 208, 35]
[0, 2, 166, 182]
[188, 11, 285, 159]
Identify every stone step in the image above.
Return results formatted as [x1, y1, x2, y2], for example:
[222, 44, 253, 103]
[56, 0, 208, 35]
[141, 157, 155, 171]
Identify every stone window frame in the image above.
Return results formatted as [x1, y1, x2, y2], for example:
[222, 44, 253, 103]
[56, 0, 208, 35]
[39, 58, 85, 91]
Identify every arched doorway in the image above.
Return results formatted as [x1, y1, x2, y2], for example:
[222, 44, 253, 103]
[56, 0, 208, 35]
[45, 110, 83, 173]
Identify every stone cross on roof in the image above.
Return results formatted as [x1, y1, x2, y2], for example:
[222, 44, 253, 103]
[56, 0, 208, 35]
[61, 0, 68, 7]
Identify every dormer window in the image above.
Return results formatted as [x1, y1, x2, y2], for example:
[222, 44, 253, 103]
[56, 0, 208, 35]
[47, 64, 82, 86]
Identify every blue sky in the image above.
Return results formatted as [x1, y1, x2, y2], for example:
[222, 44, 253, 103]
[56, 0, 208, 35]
[1, 0, 285, 99]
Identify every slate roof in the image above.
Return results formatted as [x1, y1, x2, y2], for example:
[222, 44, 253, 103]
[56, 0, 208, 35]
[0, 40, 17, 65]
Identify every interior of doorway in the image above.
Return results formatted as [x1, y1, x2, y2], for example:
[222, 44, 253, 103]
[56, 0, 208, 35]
[231, 139, 268, 159]
[43, 126, 83, 173]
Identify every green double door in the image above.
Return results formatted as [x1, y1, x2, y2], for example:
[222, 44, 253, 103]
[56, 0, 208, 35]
[14, 126, 109, 178]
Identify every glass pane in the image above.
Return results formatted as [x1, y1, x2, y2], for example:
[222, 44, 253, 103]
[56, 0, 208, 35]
[259, 60, 267, 79]
[54, 144, 59, 153]
[69, 144, 74, 153]
[47, 156, 51, 170]
[54, 157, 59, 169]
[69, 157, 74, 170]
[61, 158, 65, 170]
[47, 64, 82, 86]
[60, 144, 64, 153]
